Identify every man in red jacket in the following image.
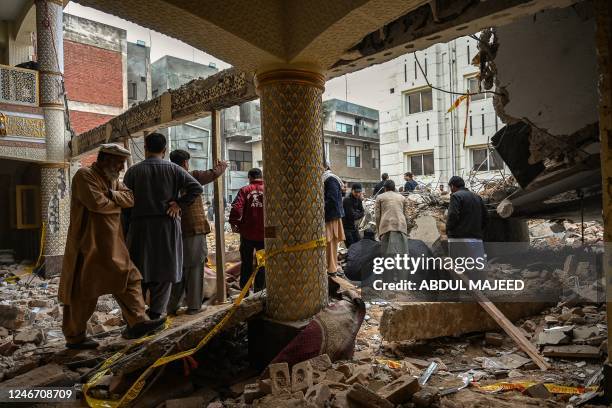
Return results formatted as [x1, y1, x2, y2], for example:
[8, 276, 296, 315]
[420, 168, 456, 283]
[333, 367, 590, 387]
[229, 168, 265, 291]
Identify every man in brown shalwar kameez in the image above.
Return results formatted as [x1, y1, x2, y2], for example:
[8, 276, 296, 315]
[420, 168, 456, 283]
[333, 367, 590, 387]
[59, 144, 166, 349]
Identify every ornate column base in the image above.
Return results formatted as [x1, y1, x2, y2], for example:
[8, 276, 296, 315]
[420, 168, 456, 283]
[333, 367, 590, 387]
[256, 68, 328, 321]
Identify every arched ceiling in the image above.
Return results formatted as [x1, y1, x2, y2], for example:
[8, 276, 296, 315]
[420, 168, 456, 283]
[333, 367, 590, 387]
[72, 0, 428, 73]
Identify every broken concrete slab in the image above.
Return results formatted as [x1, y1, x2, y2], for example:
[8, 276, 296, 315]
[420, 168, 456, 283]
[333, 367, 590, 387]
[573, 326, 600, 341]
[379, 302, 548, 341]
[0, 304, 27, 330]
[13, 328, 44, 345]
[536, 330, 570, 346]
[412, 386, 440, 408]
[346, 384, 393, 408]
[542, 345, 601, 359]
[376, 374, 420, 405]
[0, 363, 79, 388]
[409, 215, 440, 245]
[305, 383, 331, 406]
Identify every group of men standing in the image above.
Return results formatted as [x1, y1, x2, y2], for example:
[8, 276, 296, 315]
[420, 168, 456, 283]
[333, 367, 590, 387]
[60, 133, 227, 349]
[323, 165, 488, 278]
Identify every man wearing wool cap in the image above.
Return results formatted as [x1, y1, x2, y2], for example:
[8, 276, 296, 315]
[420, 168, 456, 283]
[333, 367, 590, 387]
[59, 143, 166, 349]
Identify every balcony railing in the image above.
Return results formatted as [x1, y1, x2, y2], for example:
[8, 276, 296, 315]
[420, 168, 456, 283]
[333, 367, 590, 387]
[0, 64, 39, 107]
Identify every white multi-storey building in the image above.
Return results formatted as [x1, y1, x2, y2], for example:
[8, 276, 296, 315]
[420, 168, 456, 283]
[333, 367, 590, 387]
[377, 35, 505, 191]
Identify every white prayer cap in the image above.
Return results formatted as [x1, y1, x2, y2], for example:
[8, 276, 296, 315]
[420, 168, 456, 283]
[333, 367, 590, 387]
[99, 143, 131, 157]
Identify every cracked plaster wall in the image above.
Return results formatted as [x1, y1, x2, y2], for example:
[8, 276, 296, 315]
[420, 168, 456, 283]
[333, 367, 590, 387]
[494, 2, 598, 136]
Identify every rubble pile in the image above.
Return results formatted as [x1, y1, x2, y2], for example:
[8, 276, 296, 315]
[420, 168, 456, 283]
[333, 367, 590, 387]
[0, 272, 124, 382]
[478, 177, 518, 203]
[529, 219, 604, 248]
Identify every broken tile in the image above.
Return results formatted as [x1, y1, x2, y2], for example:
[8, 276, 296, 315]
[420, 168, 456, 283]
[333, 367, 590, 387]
[536, 330, 570, 346]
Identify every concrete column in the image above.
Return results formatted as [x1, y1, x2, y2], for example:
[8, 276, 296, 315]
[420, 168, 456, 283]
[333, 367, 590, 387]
[36, 0, 69, 275]
[256, 69, 328, 321]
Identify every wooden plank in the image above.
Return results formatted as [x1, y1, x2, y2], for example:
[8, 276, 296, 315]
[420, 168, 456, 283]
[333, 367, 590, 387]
[456, 274, 550, 370]
[211, 110, 226, 304]
[542, 345, 601, 359]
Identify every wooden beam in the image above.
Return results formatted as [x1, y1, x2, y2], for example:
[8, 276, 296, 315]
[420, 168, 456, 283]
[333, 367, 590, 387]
[594, 0, 612, 359]
[212, 110, 226, 304]
[71, 68, 256, 158]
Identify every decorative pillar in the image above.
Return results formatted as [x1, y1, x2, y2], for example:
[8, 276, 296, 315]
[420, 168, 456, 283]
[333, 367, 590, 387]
[36, 0, 69, 275]
[256, 69, 328, 321]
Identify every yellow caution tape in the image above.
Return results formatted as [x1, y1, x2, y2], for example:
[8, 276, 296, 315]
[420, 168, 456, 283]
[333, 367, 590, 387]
[475, 381, 599, 394]
[84, 237, 324, 408]
[4, 223, 46, 284]
[255, 237, 326, 269]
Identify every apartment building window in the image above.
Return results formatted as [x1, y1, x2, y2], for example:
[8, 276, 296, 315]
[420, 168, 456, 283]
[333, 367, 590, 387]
[324, 142, 330, 164]
[347, 145, 361, 168]
[404, 88, 433, 115]
[228, 150, 252, 171]
[372, 149, 380, 169]
[406, 152, 434, 176]
[128, 82, 137, 100]
[471, 148, 503, 171]
[336, 122, 353, 134]
[467, 77, 486, 101]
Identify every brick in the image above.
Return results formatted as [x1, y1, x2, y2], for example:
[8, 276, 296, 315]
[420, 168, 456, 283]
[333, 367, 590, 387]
[305, 383, 331, 407]
[14, 328, 44, 345]
[324, 369, 346, 383]
[412, 386, 439, 408]
[269, 362, 291, 395]
[0, 304, 27, 330]
[524, 383, 551, 399]
[376, 375, 420, 404]
[346, 384, 393, 408]
[291, 361, 313, 392]
[69, 110, 115, 134]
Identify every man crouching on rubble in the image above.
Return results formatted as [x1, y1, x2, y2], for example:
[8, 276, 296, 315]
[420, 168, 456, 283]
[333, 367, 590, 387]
[59, 144, 166, 349]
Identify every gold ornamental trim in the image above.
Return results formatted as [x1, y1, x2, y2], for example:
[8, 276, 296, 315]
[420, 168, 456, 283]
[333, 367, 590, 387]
[0, 114, 45, 138]
[255, 69, 326, 91]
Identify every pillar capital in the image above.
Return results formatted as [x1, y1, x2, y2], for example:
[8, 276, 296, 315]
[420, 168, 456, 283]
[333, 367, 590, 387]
[255, 69, 325, 92]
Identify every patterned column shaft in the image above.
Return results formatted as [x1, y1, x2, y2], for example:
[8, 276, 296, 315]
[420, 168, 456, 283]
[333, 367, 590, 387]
[256, 69, 328, 321]
[37, 0, 68, 273]
[36, 0, 67, 162]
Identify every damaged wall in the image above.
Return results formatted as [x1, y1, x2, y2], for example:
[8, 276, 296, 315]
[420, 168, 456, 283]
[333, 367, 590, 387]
[494, 2, 598, 136]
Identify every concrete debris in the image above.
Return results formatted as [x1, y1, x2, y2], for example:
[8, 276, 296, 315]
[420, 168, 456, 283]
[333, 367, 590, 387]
[528, 219, 603, 248]
[542, 345, 601, 359]
[346, 383, 393, 408]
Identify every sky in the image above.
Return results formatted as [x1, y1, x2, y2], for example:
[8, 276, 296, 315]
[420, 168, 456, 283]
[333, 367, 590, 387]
[64, 2, 388, 110]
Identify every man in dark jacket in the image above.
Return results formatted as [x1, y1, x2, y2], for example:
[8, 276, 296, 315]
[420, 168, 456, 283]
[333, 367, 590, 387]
[446, 176, 488, 279]
[324, 165, 345, 274]
[403, 172, 418, 192]
[372, 173, 388, 197]
[342, 183, 364, 247]
[229, 168, 265, 291]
